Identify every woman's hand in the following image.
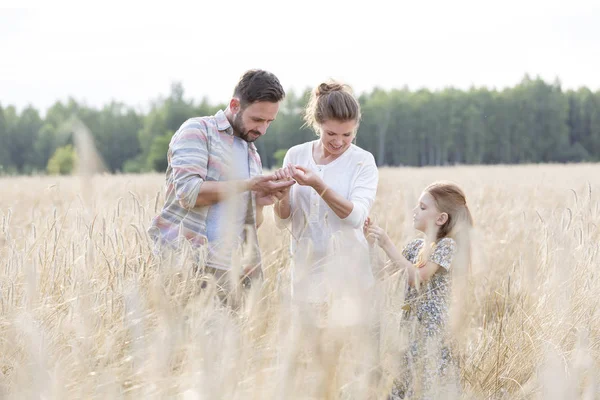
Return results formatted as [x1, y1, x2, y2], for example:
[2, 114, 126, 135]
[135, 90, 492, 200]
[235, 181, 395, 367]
[273, 165, 294, 182]
[289, 165, 322, 189]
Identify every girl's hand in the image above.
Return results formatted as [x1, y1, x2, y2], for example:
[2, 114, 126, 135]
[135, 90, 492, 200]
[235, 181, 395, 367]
[289, 165, 322, 189]
[365, 220, 391, 249]
[363, 217, 376, 246]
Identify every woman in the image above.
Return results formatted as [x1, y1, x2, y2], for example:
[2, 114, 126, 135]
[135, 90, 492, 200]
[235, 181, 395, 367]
[273, 80, 379, 323]
[272, 81, 380, 398]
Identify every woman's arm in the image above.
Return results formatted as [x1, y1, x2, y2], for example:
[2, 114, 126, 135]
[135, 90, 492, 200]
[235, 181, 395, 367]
[274, 194, 291, 219]
[256, 205, 264, 228]
[291, 159, 378, 229]
[312, 178, 353, 219]
[272, 152, 294, 224]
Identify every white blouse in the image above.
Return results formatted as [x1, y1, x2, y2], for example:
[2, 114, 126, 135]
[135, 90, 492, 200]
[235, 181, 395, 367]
[274, 140, 379, 303]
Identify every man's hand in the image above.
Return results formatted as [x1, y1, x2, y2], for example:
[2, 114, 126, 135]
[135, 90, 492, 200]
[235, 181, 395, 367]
[248, 174, 295, 194]
[256, 186, 291, 207]
[242, 263, 261, 280]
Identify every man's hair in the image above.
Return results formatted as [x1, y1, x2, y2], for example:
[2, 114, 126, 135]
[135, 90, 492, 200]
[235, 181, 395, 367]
[233, 69, 285, 107]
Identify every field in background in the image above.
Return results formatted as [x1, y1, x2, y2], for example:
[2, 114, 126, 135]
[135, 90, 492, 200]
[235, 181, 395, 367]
[0, 163, 599, 399]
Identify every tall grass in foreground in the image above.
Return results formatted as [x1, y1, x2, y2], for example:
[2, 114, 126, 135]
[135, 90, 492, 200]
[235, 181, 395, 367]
[0, 163, 598, 399]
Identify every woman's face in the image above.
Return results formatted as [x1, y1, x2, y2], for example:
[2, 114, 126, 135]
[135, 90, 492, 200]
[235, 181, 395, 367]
[319, 119, 357, 155]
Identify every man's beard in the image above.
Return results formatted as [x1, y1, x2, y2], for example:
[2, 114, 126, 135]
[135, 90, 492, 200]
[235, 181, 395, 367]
[232, 112, 260, 143]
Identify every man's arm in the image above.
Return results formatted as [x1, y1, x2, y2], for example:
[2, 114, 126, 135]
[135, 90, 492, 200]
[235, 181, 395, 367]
[194, 180, 250, 207]
[170, 123, 209, 209]
[193, 176, 295, 208]
[170, 122, 294, 210]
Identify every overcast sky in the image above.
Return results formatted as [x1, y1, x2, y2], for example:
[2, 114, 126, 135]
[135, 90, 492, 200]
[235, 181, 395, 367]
[2, 0, 599, 114]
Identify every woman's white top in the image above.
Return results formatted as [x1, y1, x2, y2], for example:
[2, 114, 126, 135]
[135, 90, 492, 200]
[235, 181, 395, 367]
[274, 140, 379, 304]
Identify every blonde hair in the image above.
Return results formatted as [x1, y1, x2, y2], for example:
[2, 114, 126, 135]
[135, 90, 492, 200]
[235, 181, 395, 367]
[424, 181, 476, 340]
[303, 81, 361, 134]
[422, 181, 474, 276]
[425, 181, 474, 241]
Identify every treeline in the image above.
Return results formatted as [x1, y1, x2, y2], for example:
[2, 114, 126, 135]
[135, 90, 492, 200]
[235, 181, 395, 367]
[1, 75, 599, 175]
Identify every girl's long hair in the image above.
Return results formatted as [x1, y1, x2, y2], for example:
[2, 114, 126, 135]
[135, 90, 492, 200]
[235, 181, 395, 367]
[425, 181, 474, 338]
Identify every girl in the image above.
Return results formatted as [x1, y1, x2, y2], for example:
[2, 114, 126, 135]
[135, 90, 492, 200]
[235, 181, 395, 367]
[364, 181, 473, 399]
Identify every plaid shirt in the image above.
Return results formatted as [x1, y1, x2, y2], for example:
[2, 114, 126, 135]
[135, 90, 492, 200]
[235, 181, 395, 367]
[148, 110, 263, 269]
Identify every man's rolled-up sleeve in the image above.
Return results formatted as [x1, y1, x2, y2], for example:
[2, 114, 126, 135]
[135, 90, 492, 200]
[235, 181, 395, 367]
[170, 125, 209, 210]
[341, 155, 379, 229]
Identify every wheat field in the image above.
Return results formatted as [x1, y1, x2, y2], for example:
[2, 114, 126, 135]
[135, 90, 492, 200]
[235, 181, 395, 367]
[0, 163, 598, 399]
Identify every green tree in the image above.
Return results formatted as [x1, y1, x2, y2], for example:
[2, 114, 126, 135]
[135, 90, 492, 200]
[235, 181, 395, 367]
[273, 149, 288, 168]
[258, 88, 313, 168]
[147, 131, 172, 172]
[138, 82, 200, 171]
[0, 105, 11, 173]
[33, 99, 82, 172]
[47, 144, 77, 175]
[3, 76, 600, 174]
[78, 102, 143, 172]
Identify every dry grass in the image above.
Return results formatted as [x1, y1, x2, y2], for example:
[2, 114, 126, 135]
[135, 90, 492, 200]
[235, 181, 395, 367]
[0, 163, 599, 399]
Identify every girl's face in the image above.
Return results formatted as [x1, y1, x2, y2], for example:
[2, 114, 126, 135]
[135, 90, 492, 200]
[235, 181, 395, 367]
[412, 191, 447, 234]
[319, 119, 357, 155]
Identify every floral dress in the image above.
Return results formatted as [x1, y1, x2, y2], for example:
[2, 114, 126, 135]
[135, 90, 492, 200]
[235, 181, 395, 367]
[390, 237, 457, 400]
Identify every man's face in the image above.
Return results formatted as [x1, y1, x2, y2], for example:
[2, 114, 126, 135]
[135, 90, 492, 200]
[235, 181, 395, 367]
[231, 101, 279, 142]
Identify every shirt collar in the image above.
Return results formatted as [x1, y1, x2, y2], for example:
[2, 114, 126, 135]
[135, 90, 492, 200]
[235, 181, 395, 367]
[215, 109, 258, 152]
[215, 109, 232, 133]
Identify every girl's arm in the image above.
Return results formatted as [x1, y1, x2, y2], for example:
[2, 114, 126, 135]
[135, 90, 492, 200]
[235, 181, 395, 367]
[384, 239, 442, 286]
[378, 236, 413, 270]
[366, 222, 446, 287]
[365, 222, 413, 271]
[406, 261, 441, 287]
[397, 239, 456, 286]
[410, 238, 456, 286]
[364, 218, 387, 278]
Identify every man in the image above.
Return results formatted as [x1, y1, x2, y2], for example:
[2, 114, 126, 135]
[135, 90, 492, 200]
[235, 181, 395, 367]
[148, 69, 294, 297]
